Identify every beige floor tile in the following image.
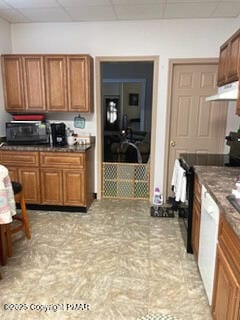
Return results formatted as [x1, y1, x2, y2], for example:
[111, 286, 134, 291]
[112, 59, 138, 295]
[97, 301, 148, 320]
[149, 257, 184, 281]
[117, 255, 150, 279]
[118, 239, 149, 257]
[148, 278, 188, 307]
[108, 276, 149, 305]
[122, 225, 150, 241]
[69, 273, 113, 302]
[82, 252, 119, 277]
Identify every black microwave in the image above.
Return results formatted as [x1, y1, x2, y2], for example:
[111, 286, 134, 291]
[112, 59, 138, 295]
[6, 122, 50, 145]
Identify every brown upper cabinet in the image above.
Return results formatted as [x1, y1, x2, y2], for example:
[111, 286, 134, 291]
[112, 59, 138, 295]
[217, 42, 229, 86]
[67, 55, 93, 112]
[1, 55, 25, 112]
[23, 55, 46, 112]
[217, 29, 240, 86]
[1, 54, 94, 113]
[44, 55, 67, 112]
[227, 32, 240, 83]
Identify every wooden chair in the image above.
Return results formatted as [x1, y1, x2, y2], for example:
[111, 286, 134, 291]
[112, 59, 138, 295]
[0, 182, 31, 266]
[11, 182, 31, 238]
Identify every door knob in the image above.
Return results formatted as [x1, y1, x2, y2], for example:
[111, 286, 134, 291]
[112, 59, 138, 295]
[170, 140, 176, 147]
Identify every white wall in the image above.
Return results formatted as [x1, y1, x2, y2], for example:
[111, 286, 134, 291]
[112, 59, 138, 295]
[10, 18, 239, 194]
[0, 18, 12, 136]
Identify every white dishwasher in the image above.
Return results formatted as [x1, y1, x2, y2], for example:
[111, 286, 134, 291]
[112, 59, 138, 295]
[198, 185, 220, 306]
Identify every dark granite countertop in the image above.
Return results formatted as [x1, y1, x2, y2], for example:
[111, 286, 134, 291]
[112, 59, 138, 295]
[194, 166, 240, 240]
[0, 143, 92, 153]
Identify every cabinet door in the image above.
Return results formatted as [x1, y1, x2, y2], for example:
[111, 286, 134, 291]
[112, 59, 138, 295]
[212, 245, 240, 320]
[40, 169, 63, 204]
[7, 167, 19, 182]
[191, 198, 201, 260]
[63, 169, 85, 206]
[1, 55, 25, 112]
[18, 168, 40, 204]
[217, 43, 229, 86]
[45, 56, 68, 111]
[228, 33, 240, 83]
[22, 56, 46, 111]
[67, 55, 93, 112]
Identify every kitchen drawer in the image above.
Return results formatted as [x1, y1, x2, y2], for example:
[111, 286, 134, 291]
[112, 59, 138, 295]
[218, 215, 240, 276]
[0, 151, 39, 166]
[40, 152, 85, 168]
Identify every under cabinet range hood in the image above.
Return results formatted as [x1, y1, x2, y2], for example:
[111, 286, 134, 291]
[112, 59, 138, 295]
[206, 81, 239, 102]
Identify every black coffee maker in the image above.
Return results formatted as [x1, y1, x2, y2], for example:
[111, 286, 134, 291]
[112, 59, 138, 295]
[51, 123, 66, 147]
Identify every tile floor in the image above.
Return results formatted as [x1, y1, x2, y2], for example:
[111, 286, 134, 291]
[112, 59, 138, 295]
[0, 199, 212, 320]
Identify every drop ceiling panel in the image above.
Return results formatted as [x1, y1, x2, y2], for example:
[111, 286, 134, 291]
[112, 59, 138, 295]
[65, 5, 116, 21]
[0, 8, 30, 22]
[166, 0, 218, 2]
[58, 0, 111, 5]
[18, 7, 72, 22]
[212, 2, 240, 18]
[164, 2, 218, 18]
[0, 0, 11, 9]
[112, 0, 165, 4]
[4, 0, 59, 8]
[115, 4, 165, 20]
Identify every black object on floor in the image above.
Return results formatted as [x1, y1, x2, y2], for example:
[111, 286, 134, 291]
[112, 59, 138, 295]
[166, 196, 179, 211]
[150, 205, 175, 218]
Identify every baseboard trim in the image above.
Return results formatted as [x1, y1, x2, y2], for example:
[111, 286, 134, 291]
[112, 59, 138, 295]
[17, 203, 87, 213]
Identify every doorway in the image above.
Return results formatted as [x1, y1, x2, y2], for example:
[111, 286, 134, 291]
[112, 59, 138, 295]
[96, 57, 159, 200]
[164, 59, 228, 197]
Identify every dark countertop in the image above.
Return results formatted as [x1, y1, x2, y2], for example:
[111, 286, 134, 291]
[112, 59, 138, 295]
[194, 165, 240, 240]
[0, 143, 92, 153]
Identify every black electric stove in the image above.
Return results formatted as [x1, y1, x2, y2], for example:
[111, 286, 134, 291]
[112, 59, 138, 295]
[180, 153, 231, 168]
[181, 132, 240, 168]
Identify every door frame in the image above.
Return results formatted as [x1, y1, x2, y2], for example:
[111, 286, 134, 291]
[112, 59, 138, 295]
[95, 56, 159, 200]
[163, 58, 220, 199]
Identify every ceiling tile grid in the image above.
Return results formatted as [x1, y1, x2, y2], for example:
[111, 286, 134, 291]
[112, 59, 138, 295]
[0, 0, 239, 23]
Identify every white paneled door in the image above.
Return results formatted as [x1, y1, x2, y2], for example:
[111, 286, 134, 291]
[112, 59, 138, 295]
[167, 62, 228, 195]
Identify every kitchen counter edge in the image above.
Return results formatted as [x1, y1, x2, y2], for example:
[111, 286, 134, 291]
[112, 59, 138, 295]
[194, 165, 240, 240]
[0, 144, 93, 153]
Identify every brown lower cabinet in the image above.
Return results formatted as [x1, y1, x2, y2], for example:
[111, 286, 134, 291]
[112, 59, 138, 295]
[0, 149, 94, 209]
[192, 174, 202, 260]
[212, 215, 240, 319]
[40, 168, 86, 206]
[40, 168, 62, 205]
[18, 167, 40, 204]
[63, 169, 85, 206]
